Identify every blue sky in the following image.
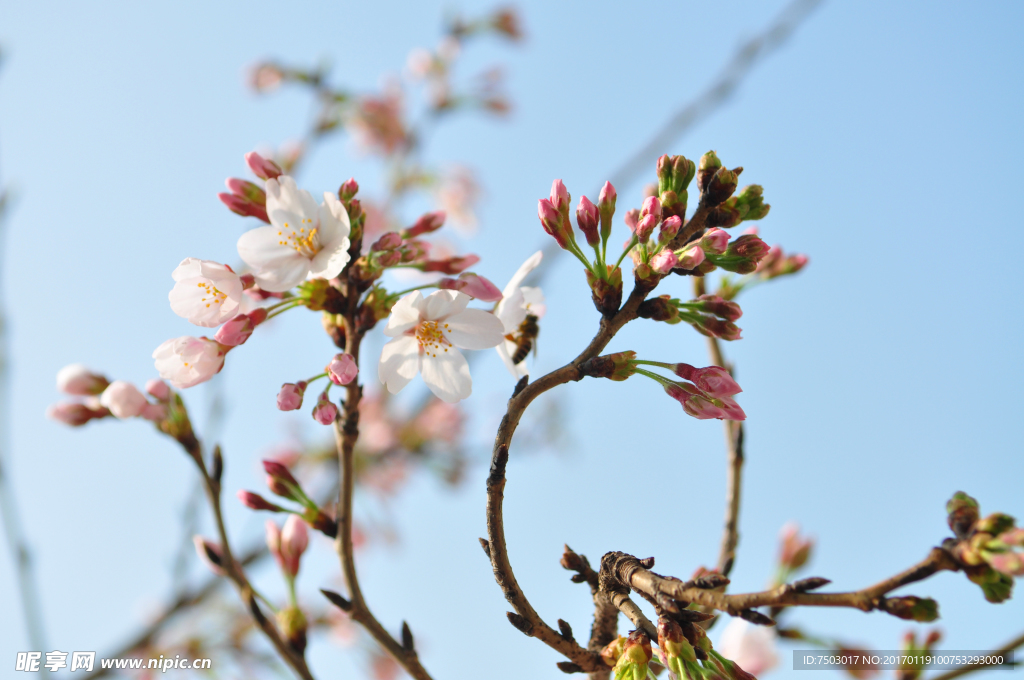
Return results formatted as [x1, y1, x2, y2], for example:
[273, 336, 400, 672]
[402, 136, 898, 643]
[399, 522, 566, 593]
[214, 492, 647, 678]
[1, 0, 1022, 678]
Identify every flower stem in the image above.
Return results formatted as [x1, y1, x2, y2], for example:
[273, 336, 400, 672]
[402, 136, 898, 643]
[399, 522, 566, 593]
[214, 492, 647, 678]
[614, 235, 639, 270]
[392, 283, 439, 297]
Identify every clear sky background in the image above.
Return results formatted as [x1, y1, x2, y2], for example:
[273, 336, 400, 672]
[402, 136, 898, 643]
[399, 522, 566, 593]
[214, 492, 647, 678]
[1, 0, 1022, 678]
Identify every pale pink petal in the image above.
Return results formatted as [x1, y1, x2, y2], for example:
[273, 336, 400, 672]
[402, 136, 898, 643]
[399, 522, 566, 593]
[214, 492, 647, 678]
[501, 250, 543, 299]
[378, 336, 420, 394]
[497, 340, 527, 378]
[444, 309, 506, 349]
[424, 289, 469, 320]
[495, 288, 527, 333]
[237, 227, 310, 291]
[383, 291, 426, 337]
[421, 349, 471, 403]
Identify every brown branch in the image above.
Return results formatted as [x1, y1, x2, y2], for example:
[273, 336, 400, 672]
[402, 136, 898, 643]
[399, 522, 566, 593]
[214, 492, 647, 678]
[180, 439, 314, 680]
[602, 549, 959, 619]
[329, 279, 433, 680]
[485, 282, 654, 672]
[560, 546, 619, 657]
[927, 630, 1024, 680]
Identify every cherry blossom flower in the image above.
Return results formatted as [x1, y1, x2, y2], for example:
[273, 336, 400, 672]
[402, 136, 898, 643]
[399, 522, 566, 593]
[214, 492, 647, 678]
[378, 289, 504, 403]
[717, 618, 779, 676]
[99, 381, 149, 419]
[494, 251, 547, 378]
[168, 258, 244, 327]
[56, 364, 109, 396]
[237, 176, 352, 292]
[326, 353, 358, 386]
[152, 336, 226, 389]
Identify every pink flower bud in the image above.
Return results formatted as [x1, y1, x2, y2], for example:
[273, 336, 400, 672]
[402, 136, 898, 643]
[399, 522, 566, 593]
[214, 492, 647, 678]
[658, 215, 682, 242]
[641, 195, 662, 220]
[263, 459, 302, 499]
[268, 516, 309, 579]
[700, 316, 743, 341]
[439, 272, 503, 301]
[550, 179, 570, 213]
[225, 177, 267, 205]
[217, 192, 270, 223]
[537, 198, 569, 248]
[404, 211, 446, 237]
[56, 364, 109, 396]
[598, 181, 617, 241]
[371, 232, 403, 251]
[778, 522, 813, 571]
[277, 381, 307, 411]
[676, 245, 705, 270]
[239, 273, 256, 289]
[327, 353, 358, 386]
[635, 214, 658, 244]
[728, 234, 771, 259]
[46, 402, 107, 427]
[696, 294, 742, 321]
[145, 378, 170, 401]
[312, 391, 338, 425]
[576, 195, 600, 247]
[237, 490, 286, 512]
[245, 151, 282, 181]
[674, 363, 742, 398]
[700, 228, 730, 255]
[213, 313, 256, 347]
[193, 535, 225, 576]
[421, 254, 480, 275]
[140, 402, 168, 422]
[99, 380, 149, 419]
[339, 177, 359, 201]
[650, 249, 678, 275]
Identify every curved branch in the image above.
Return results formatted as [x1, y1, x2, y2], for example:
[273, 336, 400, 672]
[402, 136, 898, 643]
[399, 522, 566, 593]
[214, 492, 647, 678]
[485, 283, 653, 671]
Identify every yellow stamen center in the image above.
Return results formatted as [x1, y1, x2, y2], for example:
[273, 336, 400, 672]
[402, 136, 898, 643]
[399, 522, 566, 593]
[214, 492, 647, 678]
[276, 217, 322, 258]
[415, 320, 452, 358]
[196, 281, 228, 309]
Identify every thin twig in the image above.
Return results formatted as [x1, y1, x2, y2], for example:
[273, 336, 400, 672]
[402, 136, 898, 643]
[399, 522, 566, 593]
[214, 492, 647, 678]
[330, 277, 433, 680]
[602, 549, 958, 618]
[0, 128, 49, 666]
[183, 437, 315, 680]
[605, 0, 823, 195]
[926, 630, 1024, 680]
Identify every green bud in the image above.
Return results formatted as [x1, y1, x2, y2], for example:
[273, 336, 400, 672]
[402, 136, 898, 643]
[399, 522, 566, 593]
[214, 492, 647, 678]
[884, 596, 939, 622]
[277, 605, 308, 653]
[976, 513, 1016, 536]
[734, 184, 770, 221]
[673, 155, 696, 191]
[697, 151, 722, 193]
[947, 491, 980, 538]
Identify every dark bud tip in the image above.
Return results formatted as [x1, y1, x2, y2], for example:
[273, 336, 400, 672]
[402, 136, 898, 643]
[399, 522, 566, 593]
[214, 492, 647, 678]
[792, 577, 831, 593]
[506, 611, 534, 636]
[479, 537, 492, 559]
[694, 574, 731, 589]
[739, 609, 776, 626]
[401, 621, 415, 651]
[320, 588, 353, 612]
[639, 556, 655, 569]
[570, 573, 587, 583]
[557, 662, 584, 674]
[557, 618, 575, 641]
[673, 608, 716, 623]
[211, 445, 223, 484]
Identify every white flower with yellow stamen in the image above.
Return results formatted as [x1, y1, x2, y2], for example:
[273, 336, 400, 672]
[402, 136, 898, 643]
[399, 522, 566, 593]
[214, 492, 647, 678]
[168, 258, 243, 327]
[378, 290, 504, 403]
[237, 176, 351, 292]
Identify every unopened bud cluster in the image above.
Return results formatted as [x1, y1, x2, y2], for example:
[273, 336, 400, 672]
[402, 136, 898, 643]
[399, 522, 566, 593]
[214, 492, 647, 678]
[945, 491, 1024, 603]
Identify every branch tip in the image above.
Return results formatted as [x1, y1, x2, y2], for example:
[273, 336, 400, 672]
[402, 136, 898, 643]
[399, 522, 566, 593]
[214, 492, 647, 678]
[320, 588, 353, 612]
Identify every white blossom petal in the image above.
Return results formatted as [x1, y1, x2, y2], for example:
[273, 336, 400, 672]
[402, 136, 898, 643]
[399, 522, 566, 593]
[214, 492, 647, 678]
[495, 288, 527, 333]
[378, 336, 420, 394]
[420, 349, 471, 403]
[444, 309, 506, 349]
[424, 289, 469, 320]
[237, 227, 310, 292]
[520, 286, 547, 318]
[384, 291, 427, 337]
[497, 340, 527, 378]
[501, 250, 543, 299]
